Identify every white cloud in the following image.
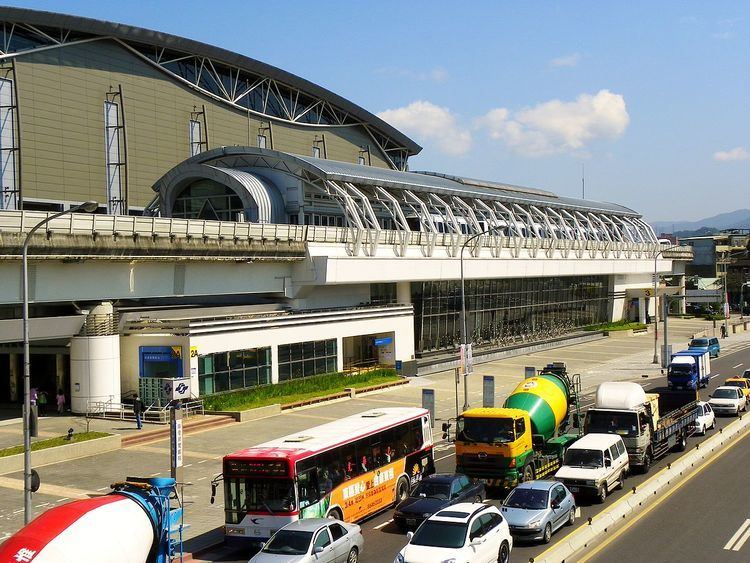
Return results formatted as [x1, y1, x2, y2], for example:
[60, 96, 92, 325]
[377, 101, 472, 156]
[712, 30, 735, 40]
[713, 147, 750, 161]
[550, 53, 581, 68]
[373, 66, 449, 82]
[476, 90, 630, 157]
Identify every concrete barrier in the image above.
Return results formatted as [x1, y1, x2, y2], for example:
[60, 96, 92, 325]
[207, 404, 281, 423]
[534, 413, 750, 563]
[0, 434, 121, 475]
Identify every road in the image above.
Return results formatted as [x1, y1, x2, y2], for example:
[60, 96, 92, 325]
[355, 338, 750, 563]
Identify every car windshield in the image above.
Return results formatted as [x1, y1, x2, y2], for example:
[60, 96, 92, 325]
[457, 417, 514, 443]
[412, 481, 451, 499]
[410, 520, 468, 548]
[713, 388, 738, 399]
[225, 478, 296, 514]
[564, 448, 603, 468]
[689, 339, 708, 347]
[504, 488, 548, 510]
[262, 530, 313, 555]
[586, 411, 639, 437]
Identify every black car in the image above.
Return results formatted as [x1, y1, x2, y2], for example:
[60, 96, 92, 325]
[393, 473, 485, 530]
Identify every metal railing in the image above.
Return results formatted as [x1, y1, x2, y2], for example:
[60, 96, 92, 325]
[86, 397, 204, 424]
[0, 210, 678, 260]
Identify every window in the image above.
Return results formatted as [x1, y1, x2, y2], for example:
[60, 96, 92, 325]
[0, 77, 17, 210]
[481, 512, 502, 533]
[104, 100, 124, 214]
[172, 179, 246, 222]
[189, 119, 203, 156]
[358, 155, 366, 165]
[198, 346, 271, 396]
[313, 528, 331, 551]
[257, 134, 267, 149]
[278, 339, 337, 382]
[329, 523, 347, 541]
[312, 145, 321, 158]
[469, 517, 484, 541]
[514, 418, 526, 437]
[457, 475, 471, 491]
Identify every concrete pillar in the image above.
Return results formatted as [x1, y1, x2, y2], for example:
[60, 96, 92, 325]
[270, 345, 279, 384]
[396, 281, 412, 305]
[678, 275, 687, 314]
[9, 353, 19, 402]
[55, 354, 66, 393]
[336, 336, 344, 372]
[638, 298, 647, 324]
[70, 335, 121, 414]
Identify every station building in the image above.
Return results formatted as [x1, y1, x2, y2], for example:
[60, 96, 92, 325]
[0, 7, 688, 411]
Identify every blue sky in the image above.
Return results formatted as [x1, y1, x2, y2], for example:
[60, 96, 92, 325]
[7, 1, 749, 222]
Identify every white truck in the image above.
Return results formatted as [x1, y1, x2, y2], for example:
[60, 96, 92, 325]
[584, 382, 698, 473]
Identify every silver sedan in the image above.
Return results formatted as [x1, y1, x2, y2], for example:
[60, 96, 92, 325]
[249, 518, 363, 563]
[501, 480, 576, 544]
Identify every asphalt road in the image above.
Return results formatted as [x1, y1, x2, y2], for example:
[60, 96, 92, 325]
[353, 339, 750, 563]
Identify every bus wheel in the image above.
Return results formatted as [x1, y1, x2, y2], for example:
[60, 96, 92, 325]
[396, 477, 410, 503]
[327, 507, 343, 520]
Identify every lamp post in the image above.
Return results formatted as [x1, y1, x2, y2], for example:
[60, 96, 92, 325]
[652, 244, 682, 365]
[459, 225, 503, 411]
[22, 201, 98, 524]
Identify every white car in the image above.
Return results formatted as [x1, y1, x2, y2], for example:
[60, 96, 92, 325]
[394, 503, 512, 563]
[709, 386, 747, 416]
[692, 401, 715, 435]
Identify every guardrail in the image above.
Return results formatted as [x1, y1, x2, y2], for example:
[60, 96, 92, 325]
[0, 210, 674, 259]
[86, 398, 204, 424]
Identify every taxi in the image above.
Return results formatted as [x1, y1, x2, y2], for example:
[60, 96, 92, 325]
[724, 378, 750, 400]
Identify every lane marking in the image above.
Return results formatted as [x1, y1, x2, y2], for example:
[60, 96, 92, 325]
[733, 364, 744, 369]
[577, 427, 750, 562]
[435, 452, 455, 462]
[56, 497, 69, 503]
[732, 523, 750, 552]
[724, 519, 750, 551]
[711, 374, 721, 379]
[373, 518, 392, 530]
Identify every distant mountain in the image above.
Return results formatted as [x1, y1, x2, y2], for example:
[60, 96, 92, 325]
[650, 209, 750, 235]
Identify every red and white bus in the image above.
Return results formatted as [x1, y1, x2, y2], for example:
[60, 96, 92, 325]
[216, 407, 434, 542]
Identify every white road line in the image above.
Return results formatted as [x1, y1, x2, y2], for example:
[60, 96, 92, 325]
[96, 487, 108, 491]
[149, 472, 160, 477]
[56, 497, 69, 503]
[184, 464, 193, 468]
[724, 519, 750, 551]
[198, 460, 208, 464]
[711, 374, 721, 379]
[373, 518, 392, 530]
[734, 524, 750, 552]
[197, 477, 207, 481]
[733, 363, 744, 369]
[436, 452, 455, 462]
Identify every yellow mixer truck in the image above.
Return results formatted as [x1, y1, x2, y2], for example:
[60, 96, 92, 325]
[447, 362, 583, 489]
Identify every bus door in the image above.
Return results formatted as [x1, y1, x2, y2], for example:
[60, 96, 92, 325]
[422, 415, 433, 447]
[297, 466, 327, 519]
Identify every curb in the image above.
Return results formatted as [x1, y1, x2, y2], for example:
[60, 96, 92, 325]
[533, 413, 750, 563]
[121, 415, 235, 447]
[0, 434, 121, 475]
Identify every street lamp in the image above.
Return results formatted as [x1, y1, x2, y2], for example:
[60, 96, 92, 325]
[652, 244, 683, 365]
[459, 225, 504, 411]
[22, 201, 98, 524]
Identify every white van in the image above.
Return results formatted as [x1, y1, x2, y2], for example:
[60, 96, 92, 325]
[554, 433, 629, 503]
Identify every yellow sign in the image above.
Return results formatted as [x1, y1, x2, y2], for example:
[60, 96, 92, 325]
[189, 346, 198, 358]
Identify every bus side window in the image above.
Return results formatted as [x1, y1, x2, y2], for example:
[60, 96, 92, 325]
[298, 469, 320, 509]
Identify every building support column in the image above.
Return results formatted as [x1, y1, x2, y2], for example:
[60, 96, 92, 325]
[638, 298, 647, 324]
[270, 345, 279, 384]
[9, 353, 19, 402]
[55, 354, 65, 393]
[396, 281, 412, 305]
[678, 275, 687, 314]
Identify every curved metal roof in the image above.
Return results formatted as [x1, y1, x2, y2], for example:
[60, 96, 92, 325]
[0, 6, 421, 155]
[154, 146, 640, 216]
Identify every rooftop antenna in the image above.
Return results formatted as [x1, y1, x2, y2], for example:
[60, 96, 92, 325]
[581, 163, 585, 199]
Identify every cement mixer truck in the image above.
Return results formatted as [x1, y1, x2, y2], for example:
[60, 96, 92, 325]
[450, 362, 583, 490]
[0, 477, 183, 563]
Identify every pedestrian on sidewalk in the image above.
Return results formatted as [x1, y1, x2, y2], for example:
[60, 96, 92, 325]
[56, 389, 66, 414]
[721, 324, 727, 338]
[133, 395, 144, 430]
[37, 389, 48, 415]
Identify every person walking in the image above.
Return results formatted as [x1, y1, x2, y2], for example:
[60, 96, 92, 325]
[133, 395, 144, 430]
[56, 389, 66, 414]
[37, 390, 48, 416]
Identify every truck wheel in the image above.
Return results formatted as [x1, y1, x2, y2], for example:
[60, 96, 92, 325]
[522, 463, 535, 482]
[674, 432, 687, 452]
[641, 450, 652, 474]
[597, 484, 608, 504]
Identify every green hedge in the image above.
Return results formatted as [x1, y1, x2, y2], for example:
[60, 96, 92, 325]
[704, 313, 727, 321]
[203, 368, 400, 412]
[584, 320, 647, 332]
[0, 431, 111, 458]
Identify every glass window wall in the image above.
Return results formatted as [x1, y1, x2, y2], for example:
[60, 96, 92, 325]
[278, 339, 337, 382]
[198, 347, 271, 395]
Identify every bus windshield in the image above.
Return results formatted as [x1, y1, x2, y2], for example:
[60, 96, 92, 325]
[457, 417, 514, 443]
[225, 477, 296, 518]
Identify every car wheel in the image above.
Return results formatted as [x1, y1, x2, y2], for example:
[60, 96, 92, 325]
[568, 506, 576, 526]
[616, 471, 625, 490]
[542, 522, 552, 544]
[522, 463, 535, 483]
[327, 507, 343, 520]
[711, 419, 716, 430]
[346, 547, 359, 563]
[396, 477, 410, 503]
[597, 484, 607, 504]
[497, 540, 510, 563]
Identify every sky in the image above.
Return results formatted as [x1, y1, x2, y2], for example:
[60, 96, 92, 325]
[6, 0, 749, 222]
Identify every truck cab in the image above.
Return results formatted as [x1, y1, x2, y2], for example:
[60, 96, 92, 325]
[454, 408, 532, 488]
[668, 350, 710, 390]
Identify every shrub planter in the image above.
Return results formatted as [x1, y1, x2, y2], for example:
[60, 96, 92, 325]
[0, 434, 120, 475]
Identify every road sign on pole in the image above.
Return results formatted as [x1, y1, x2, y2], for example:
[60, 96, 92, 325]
[170, 405, 183, 482]
[422, 389, 435, 428]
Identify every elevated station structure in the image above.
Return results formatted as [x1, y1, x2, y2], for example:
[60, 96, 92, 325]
[0, 7, 691, 411]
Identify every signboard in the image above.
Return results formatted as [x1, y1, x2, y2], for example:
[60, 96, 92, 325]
[524, 366, 536, 379]
[460, 344, 474, 376]
[162, 378, 191, 401]
[482, 376, 494, 408]
[421, 389, 435, 427]
[685, 289, 723, 303]
[170, 406, 183, 479]
[374, 336, 393, 346]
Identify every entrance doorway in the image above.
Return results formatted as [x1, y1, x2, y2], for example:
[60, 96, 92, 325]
[342, 332, 395, 370]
